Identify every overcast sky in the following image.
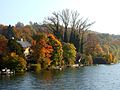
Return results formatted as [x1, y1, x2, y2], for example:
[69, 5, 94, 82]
[0, 0, 120, 34]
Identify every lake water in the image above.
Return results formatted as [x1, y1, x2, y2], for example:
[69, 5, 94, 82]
[1, 64, 120, 90]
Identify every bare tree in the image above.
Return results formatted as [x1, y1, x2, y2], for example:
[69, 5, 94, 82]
[15, 22, 24, 28]
[77, 18, 95, 53]
[71, 10, 80, 30]
[69, 10, 80, 47]
[44, 9, 95, 53]
[44, 12, 63, 40]
[60, 9, 71, 42]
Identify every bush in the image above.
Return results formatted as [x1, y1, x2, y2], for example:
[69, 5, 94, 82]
[30, 64, 41, 72]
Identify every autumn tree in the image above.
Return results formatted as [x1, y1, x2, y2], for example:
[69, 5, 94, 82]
[0, 24, 8, 36]
[0, 52, 26, 71]
[103, 44, 118, 64]
[85, 33, 99, 55]
[32, 33, 53, 69]
[109, 41, 120, 62]
[14, 25, 34, 42]
[10, 52, 26, 71]
[86, 54, 93, 65]
[7, 39, 24, 56]
[29, 22, 49, 34]
[0, 34, 8, 55]
[48, 34, 63, 67]
[62, 43, 76, 66]
[77, 19, 95, 53]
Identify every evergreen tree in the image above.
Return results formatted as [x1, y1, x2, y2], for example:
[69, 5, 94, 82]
[6, 25, 14, 39]
[7, 39, 23, 56]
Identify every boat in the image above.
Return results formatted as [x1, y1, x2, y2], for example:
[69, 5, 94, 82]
[0, 68, 14, 75]
[71, 64, 79, 68]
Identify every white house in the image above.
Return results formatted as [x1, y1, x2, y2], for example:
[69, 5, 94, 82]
[17, 38, 31, 56]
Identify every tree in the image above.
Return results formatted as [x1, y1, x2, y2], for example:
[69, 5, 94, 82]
[0, 34, 8, 55]
[10, 52, 26, 71]
[48, 34, 63, 67]
[44, 9, 94, 53]
[32, 33, 53, 69]
[15, 22, 24, 28]
[85, 33, 101, 56]
[44, 12, 63, 41]
[7, 39, 24, 56]
[6, 25, 14, 39]
[70, 10, 80, 31]
[60, 9, 71, 42]
[86, 54, 93, 65]
[77, 18, 95, 53]
[32, 33, 63, 69]
[0, 52, 26, 71]
[14, 25, 34, 42]
[69, 10, 80, 48]
[63, 43, 76, 66]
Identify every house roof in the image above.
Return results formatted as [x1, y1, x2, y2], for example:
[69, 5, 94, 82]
[17, 41, 31, 48]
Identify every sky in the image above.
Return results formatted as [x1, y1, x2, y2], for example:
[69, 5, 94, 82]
[0, 0, 120, 35]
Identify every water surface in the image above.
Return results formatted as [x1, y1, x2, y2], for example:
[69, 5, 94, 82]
[0, 64, 120, 90]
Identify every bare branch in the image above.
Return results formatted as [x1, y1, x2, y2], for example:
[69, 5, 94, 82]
[71, 10, 80, 30]
[60, 9, 71, 27]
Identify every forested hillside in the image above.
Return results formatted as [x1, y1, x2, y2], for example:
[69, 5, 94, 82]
[97, 33, 120, 62]
[0, 9, 120, 72]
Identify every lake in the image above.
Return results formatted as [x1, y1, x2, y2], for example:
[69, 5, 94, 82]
[0, 64, 120, 90]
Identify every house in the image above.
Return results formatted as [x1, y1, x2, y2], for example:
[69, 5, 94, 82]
[17, 38, 31, 48]
[17, 38, 31, 56]
[24, 47, 31, 56]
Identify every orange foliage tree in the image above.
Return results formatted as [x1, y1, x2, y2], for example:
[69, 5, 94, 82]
[32, 33, 53, 69]
[85, 33, 103, 57]
[0, 34, 8, 54]
[47, 34, 63, 67]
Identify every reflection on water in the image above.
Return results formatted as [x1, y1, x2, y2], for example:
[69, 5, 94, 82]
[1, 64, 120, 90]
